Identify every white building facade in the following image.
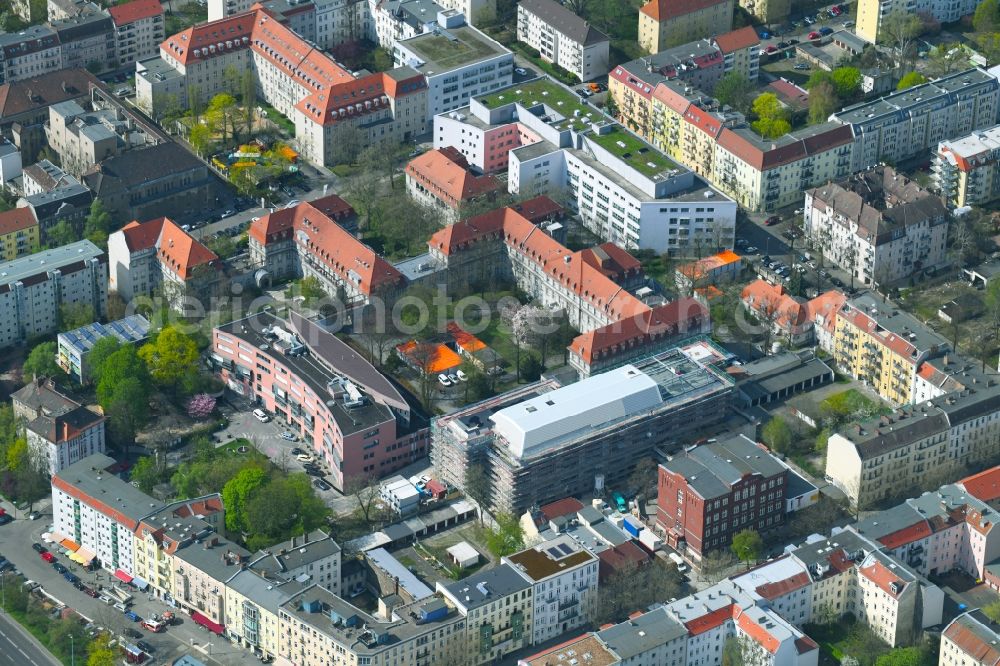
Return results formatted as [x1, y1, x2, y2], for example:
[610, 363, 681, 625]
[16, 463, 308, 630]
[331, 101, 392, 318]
[515, 0, 609, 82]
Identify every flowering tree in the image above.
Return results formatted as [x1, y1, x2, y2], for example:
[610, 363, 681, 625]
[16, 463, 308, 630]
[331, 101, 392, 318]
[186, 394, 216, 420]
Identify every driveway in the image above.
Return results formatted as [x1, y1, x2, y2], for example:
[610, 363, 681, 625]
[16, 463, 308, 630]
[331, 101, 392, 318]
[0, 502, 248, 666]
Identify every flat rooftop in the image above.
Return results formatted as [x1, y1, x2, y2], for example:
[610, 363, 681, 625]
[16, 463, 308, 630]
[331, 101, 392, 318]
[478, 78, 591, 124]
[54, 453, 164, 524]
[0, 240, 102, 285]
[587, 124, 677, 178]
[505, 535, 596, 581]
[217, 314, 396, 435]
[59, 315, 150, 355]
[399, 24, 508, 74]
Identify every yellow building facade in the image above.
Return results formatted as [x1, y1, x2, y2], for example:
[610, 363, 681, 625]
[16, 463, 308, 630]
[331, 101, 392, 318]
[0, 208, 39, 261]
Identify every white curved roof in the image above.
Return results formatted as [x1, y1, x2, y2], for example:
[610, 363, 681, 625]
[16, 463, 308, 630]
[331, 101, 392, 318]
[490, 365, 663, 459]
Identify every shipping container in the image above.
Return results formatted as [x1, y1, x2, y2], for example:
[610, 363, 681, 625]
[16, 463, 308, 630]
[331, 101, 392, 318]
[622, 516, 643, 538]
[638, 529, 661, 553]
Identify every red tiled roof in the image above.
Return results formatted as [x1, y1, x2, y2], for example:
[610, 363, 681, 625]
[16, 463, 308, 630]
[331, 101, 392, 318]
[684, 104, 725, 138]
[120, 218, 165, 252]
[640, 0, 729, 21]
[945, 616, 1000, 665]
[805, 289, 846, 334]
[652, 82, 694, 115]
[108, 0, 162, 25]
[716, 124, 855, 171]
[677, 250, 741, 280]
[0, 207, 37, 237]
[684, 603, 735, 635]
[878, 521, 932, 549]
[405, 148, 502, 208]
[597, 541, 651, 581]
[736, 610, 780, 654]
[713, 26, 760, 53]
[511, 195, 564, 223]
[755, 571, 811, 600]
[307, 193, 356, 222]
[251, 201, 403, 295]
[838, 304, 923, 362]
[579, 242, 642, 281]
[795, 636, 819, 655]
[539, 497, 584, 522]
[161, 10, 422, 128]
[961, 466, 1000, 503]
[859, 558, 906, 597]
[741, 280, 808, 331]
[157, 218, 219, 279]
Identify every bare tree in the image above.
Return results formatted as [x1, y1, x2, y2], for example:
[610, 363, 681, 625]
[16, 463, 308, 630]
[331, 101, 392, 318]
[880, 11, 924, 70]
[346, 474, 383, 526]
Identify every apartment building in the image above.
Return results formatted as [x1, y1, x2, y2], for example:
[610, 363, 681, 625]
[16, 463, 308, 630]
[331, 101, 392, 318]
[12, 376, 77, 423]
[656, 434, 788, 559]
[941, 611, 1000, 666]
[57, 315, 151, 383]
[108, 0, 164, 68]
[248, 197, 407, 308]
[0, 208, 38, 261]
[516, 0, 609, 82]
[131, 495, 225, 599]
[107, 216, 221, 307]
[833, 292, 951, 405]
[51, 11, 115, 73]
[932, 123, 1000, 208]
[17, 172, 93, 239]
[713, 26, 761, 81]
[172, 535, 251, 629]
[0, 240, 107, 349]
[804, 167, 949, 287]
[45, 100, 124, 175]
[741, 280, 836, 347]
[436, 80, 737, 254]
[52, 453, 162, 576]
[519, 634, 623, 666]
[248, 530, 342, 595]
[225, 569, 304, 662]
[278, 585, 467, 666]
[504, 535, 598, 644]
[428, 205, 711, 376]
[833, 68, 1000, 173]
[637, 0, 733, 54]
[394, 15, 513, 118]
[431, 344, 734, 515]
[26, 402, 105, 475]
[138, 9, 428, 167]
[437, 564, 533, 663]
[210, 311, 427, 490]
[0, 68, 100, 163]
[0, 26, 64, 85]
[405, 147, 503, 221]
[739, 0, 789, 23]
[856, 0, 977, 44]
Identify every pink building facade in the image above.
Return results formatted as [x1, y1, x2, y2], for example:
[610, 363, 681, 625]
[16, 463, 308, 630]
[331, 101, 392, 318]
[210, 311, 427, 490]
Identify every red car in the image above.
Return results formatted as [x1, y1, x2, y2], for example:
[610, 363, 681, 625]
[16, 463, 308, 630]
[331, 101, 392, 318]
[40, 551, 55, 563]
[765, 45, 778, 53]
[765, 215, 782, 226]
[808, 31, 822, 39]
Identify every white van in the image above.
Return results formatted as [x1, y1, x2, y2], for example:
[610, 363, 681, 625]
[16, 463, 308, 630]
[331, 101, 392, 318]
[667, 552, 689, 573]
[253, 408, 270, 423]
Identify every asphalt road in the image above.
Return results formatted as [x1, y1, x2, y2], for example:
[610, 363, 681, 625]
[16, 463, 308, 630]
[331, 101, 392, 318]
[0, 611, 60, 666]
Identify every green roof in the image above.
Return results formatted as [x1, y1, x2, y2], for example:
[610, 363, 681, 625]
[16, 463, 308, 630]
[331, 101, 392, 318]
[402, 25, 507, 71]
[587, 125, 677, 178]
[478, 79, 597, 129]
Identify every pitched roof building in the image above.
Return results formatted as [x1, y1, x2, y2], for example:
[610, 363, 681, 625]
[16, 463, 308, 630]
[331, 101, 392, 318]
[404, 147, 503, 220]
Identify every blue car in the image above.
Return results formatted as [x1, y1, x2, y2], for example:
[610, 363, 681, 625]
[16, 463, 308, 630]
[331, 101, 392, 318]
[62, 572, 78, 584]
[125, 611, 141, 622]
[819, 26, 834, 35]
[758, 30, 771, 39]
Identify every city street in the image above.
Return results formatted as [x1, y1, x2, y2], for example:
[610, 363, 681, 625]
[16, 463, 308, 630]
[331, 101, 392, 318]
[0, 612, 60, 666]
[0, 502, 247, 666]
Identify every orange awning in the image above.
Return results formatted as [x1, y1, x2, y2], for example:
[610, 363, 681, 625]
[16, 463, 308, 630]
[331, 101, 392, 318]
[60, 538, 80, 552]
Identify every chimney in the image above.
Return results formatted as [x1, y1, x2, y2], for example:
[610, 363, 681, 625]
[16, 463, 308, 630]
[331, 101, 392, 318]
[62, 421, 70, 441]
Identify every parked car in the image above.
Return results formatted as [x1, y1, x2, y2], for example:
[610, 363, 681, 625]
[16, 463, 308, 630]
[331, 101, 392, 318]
[296, 454, 314, 463]
[280, 432, 296, 441]
[136, 641, 154, 654]
[0, 514, 11, 526]
[313, 478, 332, 491]
[808, 31, 821, 39]
[82, 586, 98, 598]
[765, 215, 781, 226]
[455, 369, 468, 381]
[794, 63, 810, 69]
[304, 466, 323, 477]
[765, 45, 778, 54]
[777, 41, 789, 48]
[41, 551, 55, 563]
[125, 611, 141, 622]
[758, 30, 771, 39]
[514, 67, 527, 75]
[53, 562, 68, 574]
[63, 572, 79, 584]
[819, 26, 833, 35]
[253, 408, 270, 423]
[291, 447, 304, 456]
[788, 38, 799, 44]
[746, 246, 758, 254]
[140, 619, 165, 633]
[803, 15, 815, 24]
[842, 20, 854, 26]
[437, 373, 453, 387]
[32, 543, 46, 553]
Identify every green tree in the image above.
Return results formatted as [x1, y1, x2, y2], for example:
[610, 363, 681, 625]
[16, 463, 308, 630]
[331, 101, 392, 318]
[751, 93, 791, 139]
[486, 512, 525, 557]
[222, 466, 267, 533]
[519, 352, 543, 382]
[106, 377, 151, 453]
[83, 198, 113, 248]
[984, 599, 1000, 623]
[806, 70, 834, 90]
[896, 71, 928, 90]
[6, 437, 28, 472]
[731, 529, 763, 567]
[44, 219, 76, 249]
[86, 636, 116, 666]
[86, 336, 121, 385]
[761, 416, 793, 453]
[130, 456, 160, 494]
[831, 67, 862, 99]
[713, 73, 755, 115]
[206, 93, 237, 143]
[60, 302, 96, 331]
[974, 0, 999, 33]
[97, 346, 149, 407]
[23, 342, 63, 379]
[873, 647, 926, 666]
[808, 81, 838, 124]
[722, 637, 745, 666]
[880, 11, 923, 68]
[296, 276, 326, 303]
[139, 325, 200, 393]
[189, 123, 213, 156]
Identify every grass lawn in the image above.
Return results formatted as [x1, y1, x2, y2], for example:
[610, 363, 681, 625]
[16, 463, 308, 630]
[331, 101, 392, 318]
[406, 28, 504, 70]
[165, 2, 206, 35]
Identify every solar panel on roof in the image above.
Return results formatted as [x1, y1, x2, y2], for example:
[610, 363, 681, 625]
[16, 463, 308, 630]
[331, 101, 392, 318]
[558, 543, 573, 555]
[547, 547, 562, 559]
